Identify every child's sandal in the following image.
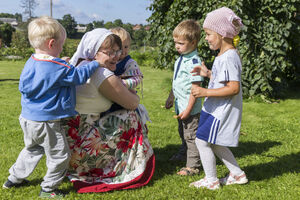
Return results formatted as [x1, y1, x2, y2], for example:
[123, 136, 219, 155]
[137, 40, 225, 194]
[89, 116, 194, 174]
[177, 167, 199, 176]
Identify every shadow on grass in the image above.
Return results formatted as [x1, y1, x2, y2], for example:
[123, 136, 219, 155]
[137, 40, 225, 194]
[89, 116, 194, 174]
[151, 145, 187, 181]
[19, 177, 76, 194]
[21, 178, 43, 188]
[0, 79, 19, 82]
[152, 140, 282, 180]
[231, 140, 282, 158]
[245, 151, 300, 181]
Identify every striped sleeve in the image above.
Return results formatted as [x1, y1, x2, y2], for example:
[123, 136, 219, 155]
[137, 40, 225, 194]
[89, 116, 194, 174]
[122, 75, 143, 89]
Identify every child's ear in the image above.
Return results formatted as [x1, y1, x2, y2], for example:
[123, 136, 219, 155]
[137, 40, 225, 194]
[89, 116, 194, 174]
[191, 39, 197, 47]
[48, 39, 55, 49]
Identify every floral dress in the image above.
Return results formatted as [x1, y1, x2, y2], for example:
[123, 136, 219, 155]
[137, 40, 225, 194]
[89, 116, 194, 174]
[66, 109, 155, 193]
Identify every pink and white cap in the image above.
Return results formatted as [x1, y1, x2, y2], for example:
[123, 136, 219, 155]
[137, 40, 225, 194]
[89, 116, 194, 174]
[203, 7, 243, 39]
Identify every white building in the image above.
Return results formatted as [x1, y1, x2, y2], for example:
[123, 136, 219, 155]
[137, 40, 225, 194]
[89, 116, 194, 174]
[0, 18, 18, 27]
[75, 24, 87, 32]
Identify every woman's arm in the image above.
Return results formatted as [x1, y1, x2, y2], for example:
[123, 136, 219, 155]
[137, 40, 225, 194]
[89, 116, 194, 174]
[191, 81, 240, 98]
[99, 75, 140, 110]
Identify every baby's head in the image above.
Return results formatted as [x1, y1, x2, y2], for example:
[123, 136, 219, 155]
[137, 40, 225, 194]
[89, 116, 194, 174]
[28, 16, 66, 57]
[203, 7, 243, 39]
[110, 27, 131, 61]
[173, 19, 201, 55]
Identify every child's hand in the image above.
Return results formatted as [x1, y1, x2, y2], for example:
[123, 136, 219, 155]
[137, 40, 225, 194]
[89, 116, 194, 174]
[191, 62, 209, 77]
[178, 110, 189, 120]
[191, 84, 207, 98]
[61, 56, 70, 63]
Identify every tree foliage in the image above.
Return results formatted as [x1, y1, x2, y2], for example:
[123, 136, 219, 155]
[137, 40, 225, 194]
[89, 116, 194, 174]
[0, 23, 16, 47]
[0, 13, 22, 22]
[59, 14, 77, 38]
[147, 0, 300, 97]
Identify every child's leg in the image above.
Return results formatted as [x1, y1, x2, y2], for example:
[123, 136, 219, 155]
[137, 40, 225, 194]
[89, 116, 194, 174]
[183, 114, 201, 169]
[177, 119, 187, 155]
[212, 144, 243, 175]
[195, 138, 218, 182]
[39, 120, 71, 192]
[8, 117, 44, 183]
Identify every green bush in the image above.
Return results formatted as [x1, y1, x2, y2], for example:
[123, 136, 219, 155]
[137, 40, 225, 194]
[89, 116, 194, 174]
[61, 38, 80, 58]
[0, 37, 80, 60]
[131, 47, 158, 67]
[147, 0, 300, 98]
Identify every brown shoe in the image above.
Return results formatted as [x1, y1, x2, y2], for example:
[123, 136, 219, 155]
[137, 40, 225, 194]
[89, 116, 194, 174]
[177, 167, 200, 176]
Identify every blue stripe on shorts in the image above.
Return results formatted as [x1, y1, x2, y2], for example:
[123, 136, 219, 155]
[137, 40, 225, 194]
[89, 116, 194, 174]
[196, 110, 220, 144]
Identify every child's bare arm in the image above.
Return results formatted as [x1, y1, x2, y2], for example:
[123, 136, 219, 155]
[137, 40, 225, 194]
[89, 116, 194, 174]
[191, 81, 240, 98]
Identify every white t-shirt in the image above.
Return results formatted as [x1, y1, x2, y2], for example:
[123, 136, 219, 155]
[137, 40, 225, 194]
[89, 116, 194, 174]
[75, 60, 114, 114]
[196, 49, 242, 147]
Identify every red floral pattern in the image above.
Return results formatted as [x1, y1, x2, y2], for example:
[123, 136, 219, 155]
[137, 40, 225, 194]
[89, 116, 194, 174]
[65, 109, 153, 185]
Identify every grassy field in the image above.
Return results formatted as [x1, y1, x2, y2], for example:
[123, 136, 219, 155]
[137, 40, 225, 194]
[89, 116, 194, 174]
[0, 60, 299, 199]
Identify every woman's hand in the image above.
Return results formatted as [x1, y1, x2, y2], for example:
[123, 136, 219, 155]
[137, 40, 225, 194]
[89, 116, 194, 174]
[191, 61, 210, 78]
[191, 84, 207, 98]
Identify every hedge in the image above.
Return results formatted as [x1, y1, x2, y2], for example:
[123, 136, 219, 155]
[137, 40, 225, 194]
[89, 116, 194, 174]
[147, 0, 300, 98]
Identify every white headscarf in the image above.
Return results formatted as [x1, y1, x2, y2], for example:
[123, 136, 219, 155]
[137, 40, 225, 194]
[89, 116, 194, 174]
[70, 28, 112, 66]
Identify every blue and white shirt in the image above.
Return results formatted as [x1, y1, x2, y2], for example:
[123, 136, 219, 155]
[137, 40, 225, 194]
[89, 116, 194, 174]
[196, 49, 242, 147]
[172, 50, 204, 115]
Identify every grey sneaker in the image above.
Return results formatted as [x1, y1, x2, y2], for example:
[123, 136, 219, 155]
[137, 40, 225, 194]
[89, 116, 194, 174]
[3, 179, 29, 189]
[39, 189, 65, 199]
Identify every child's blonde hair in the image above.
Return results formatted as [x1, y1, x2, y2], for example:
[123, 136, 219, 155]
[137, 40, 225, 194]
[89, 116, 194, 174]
[28, 16, 66, 49]
[173, 19, 201, 45]
[110, 27, 131, 42]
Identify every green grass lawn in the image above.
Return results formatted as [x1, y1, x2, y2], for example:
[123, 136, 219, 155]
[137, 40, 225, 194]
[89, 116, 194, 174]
[0, 60, 299, 199]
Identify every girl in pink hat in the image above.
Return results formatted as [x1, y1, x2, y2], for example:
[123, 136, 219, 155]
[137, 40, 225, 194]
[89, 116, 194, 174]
[189, 7, 248, 190]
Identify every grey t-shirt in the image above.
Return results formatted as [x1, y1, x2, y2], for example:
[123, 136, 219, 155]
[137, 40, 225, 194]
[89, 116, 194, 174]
[197, 49, 242, 147]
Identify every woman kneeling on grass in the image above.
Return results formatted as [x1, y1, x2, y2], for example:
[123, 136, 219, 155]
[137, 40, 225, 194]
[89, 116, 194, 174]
[66, 28, 155, 193]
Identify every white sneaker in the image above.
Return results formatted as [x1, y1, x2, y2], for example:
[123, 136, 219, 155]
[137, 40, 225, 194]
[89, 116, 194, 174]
[189, 178, 220, 190]
[220, 171, 248, 185]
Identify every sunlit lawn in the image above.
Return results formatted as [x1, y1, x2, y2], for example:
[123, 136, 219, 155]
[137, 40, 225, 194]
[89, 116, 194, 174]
[0, 60, 299, 199]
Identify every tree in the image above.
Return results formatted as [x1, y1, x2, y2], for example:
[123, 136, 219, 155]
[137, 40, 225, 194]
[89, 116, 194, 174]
[113, 19, 123, 27]
[59, 14, 77, 38]
[93, 20, 104, 28]
[104, 21, 114, 29]
[132, 27, 147, 48]
[0, 23, 16, 47]
[86, 23, 94, 32]
[148, 0, 300, 98]
[14, 13, 23, 22]
[20, 0, 38, 20]
[0, 13, 22, 22]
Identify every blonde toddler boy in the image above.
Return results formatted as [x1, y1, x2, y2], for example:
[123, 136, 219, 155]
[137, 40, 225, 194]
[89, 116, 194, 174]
[165, 19, 203, 175]
[3, 16, 102, 198]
